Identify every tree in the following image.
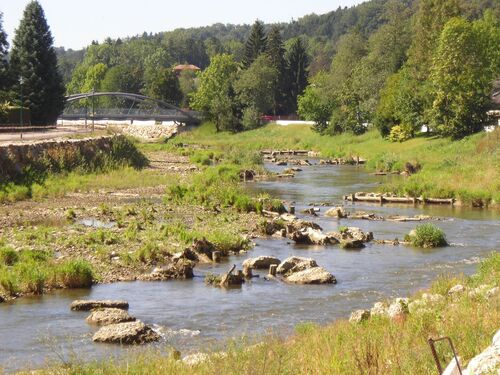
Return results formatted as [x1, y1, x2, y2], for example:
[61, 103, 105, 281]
[265, 26, 288, 115]
[9, 1, 65, 125]
[243, 21, 267, 68]
[0, 12, 9, 97]
[286, 37, 309, 113]
[178, 70, 198, 108]
[235, 55, 278, 129]
[429, 17, 496, 138]
[190, 54, 240, 132]
[101, 65, 142, 94]
[81, 63, 108, 93]
[297, 72, 335, 134]
[144, 67, 182, 106]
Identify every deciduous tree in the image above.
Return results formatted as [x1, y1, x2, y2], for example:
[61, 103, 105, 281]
[190, 54, 240, 132]
[429, 17, 496, 138]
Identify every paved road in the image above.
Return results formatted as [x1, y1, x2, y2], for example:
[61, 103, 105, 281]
[0, 126, 100, 145]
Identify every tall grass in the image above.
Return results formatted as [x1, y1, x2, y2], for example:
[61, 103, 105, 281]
[0, 248, 94, 297]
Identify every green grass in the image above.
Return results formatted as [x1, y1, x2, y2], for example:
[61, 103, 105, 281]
[406, 224, 448, 248]
[25, 252, 500, 374]
[0, 246, 94, 297]
[163, 123, 500, 206]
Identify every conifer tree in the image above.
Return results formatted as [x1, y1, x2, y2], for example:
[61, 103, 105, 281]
[0, 12, 9, 95]
[286, 37, 309, 113]
[243, 21, 267, 68]
[9, 1, 65, 125]
[265, 26, 288, 115]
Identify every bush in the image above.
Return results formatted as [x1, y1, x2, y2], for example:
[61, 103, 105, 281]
[388, 125, 412, 142]
[405, 224, 448, 248]
[0, 247, 19, 266]
[56, 259, 93, 288]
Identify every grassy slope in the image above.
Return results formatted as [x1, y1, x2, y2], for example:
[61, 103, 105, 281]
[28, 252, 500, 375]
[170, 123, 500, 205]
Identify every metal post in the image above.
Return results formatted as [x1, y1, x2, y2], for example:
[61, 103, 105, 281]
[19, 76, 24, 139]
[91, 88, 95, 132]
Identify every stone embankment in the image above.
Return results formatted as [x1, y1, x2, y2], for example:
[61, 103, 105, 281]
[112, 123, 178, 140]
[0, 135, 123, 182]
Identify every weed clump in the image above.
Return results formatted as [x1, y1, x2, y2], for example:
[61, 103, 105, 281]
[56, 259, 93, 288]
[405, 224, 448, 248]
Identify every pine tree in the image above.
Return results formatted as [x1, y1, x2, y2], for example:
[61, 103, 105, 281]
[9, 1, 65, 125]
[286, 37, 309, 113]
[0, 12, 9, 94]
[243, 21, 267, 68]
[265, 26, 287, 115]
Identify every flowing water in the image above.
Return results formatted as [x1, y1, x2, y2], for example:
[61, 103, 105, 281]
[1, 162, 499, 372]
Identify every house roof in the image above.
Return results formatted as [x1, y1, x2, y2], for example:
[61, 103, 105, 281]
[173, 64, 201, 72]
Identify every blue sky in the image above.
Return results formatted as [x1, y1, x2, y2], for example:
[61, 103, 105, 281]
[1, 0, 365, 50]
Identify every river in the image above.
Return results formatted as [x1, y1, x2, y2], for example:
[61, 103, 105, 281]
[0, 162, 499, 372]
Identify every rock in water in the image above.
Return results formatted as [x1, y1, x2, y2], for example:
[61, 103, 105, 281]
[86, 308, 136, 325]
[92, 321, 160, 344]
[242, 256, 281, 270]
[285, 267, 336, 284]
[276, 256, 318, 275]
[70, 300, 129, 311]
[325, 207, 347, 218]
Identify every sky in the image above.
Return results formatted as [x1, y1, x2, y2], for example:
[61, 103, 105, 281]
[1, 0, 366, 50]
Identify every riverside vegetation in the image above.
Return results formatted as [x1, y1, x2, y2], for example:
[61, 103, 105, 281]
[166, 122, 500, 206]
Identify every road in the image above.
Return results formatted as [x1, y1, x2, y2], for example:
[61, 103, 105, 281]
[0, 126, 102, 145]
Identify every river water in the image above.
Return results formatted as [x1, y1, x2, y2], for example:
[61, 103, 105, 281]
[1, 163, 499, 372]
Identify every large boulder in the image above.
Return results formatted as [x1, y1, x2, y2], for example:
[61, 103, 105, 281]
[243, 256, 281, 270]
[92, 321, 160, 344]
[276, 256, 318, 275]
[70, 300, 129, 311]
[86, 308, 136, 325]
[285, 267, 336, 284]
[328, 227, 373, 245]
[325, 207, 348, 219]
[465, 329, 500, 375]
[144, 260, 194, 281]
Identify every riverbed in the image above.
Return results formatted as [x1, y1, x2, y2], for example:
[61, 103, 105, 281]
[1, 162, 499, 373]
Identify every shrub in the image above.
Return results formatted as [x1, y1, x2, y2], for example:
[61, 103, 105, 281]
[0, 247, 19, 266]
[388, 125, 412, 142]
[57, 259, 93, 288]
[405, 224, 448, 248]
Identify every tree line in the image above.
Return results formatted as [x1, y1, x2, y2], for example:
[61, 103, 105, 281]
[1, 0, 498, 135]
[298, 0, 500, 140]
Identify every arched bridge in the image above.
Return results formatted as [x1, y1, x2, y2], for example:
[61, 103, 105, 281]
[60, 92, 200, 125]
